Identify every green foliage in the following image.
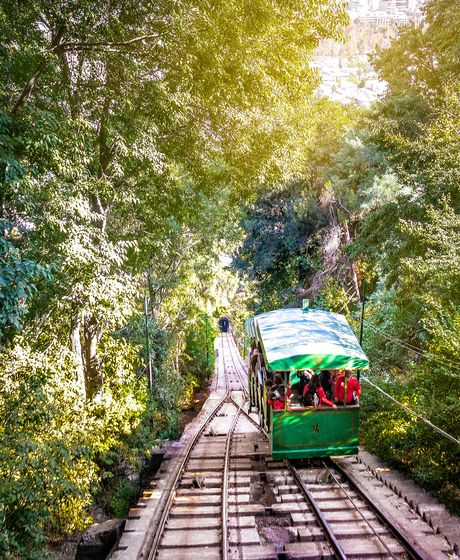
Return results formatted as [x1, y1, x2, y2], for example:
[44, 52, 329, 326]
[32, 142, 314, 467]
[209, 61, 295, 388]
[373, 0, 460, 95]
[0, 227, 51, 339]
[0, 0, 351, 554]
[0, 344, 93, 556]
[236, 180, 327, 312]
[182, 314, 217, 381]
[236, 0, 460, 513]
[353, 1, 460, 512]
[109, 481, 139, 519]
[360, 373, 460, 514]
[2, 0, 458, 550]
[235, 100, 366, 311]
[315, 277, 353, 316]
[0, 329, 177, 555]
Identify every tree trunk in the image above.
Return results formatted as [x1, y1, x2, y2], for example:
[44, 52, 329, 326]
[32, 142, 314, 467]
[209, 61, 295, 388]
[307, 201, 341, 299]
[84, 316, 102, 398]
[70, 314, 86, 401]
[0, 193, 8, 237]
[341, 221, 360, 302]
[12, 24, 66, 113]
[59, 49, 84, 120]
[80, 90, 113, 396]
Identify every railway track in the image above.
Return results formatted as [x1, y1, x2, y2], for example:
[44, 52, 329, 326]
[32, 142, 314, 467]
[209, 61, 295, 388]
[112, 333, 455, 560]
[285, 460, 431, 560]
[217, 332, 249, 395]
[145, 334, 264, 559]
[145, 411, 271, 560]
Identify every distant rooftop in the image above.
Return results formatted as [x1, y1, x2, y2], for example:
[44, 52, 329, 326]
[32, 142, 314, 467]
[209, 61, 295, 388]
[346, 0, 424, 25]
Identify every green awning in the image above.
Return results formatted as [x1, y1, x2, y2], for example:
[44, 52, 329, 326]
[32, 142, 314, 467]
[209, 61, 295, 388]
[251, 308, 368, 371]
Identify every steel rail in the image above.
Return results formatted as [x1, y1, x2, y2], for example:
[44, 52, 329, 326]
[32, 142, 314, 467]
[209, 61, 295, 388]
[321, 461, 398, 560]
[223, 332, 249, 397]
[212, 336, 221, 391]
[286, 461, 348, 560]
[220, 334, 231, 393]
[227, 334, 271, 440]
[230, 396, 261, 430]
[146, 334, 261, 559]
[229, 331, 424, 560]
[145, 392, 230, 560]
[229, 332, 250, 389]
[229, 344, 248, 395]
[213, 334, 230, 393]
[329, 459, 427, 560]
[225, 335, 266, 441]
[222, 403, 243, 560]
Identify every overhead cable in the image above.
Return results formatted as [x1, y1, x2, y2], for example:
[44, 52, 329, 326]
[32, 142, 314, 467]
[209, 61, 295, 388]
[362, 376, 460, 446]
[375, 327, 460, 370]
[366, 323, 460, 372]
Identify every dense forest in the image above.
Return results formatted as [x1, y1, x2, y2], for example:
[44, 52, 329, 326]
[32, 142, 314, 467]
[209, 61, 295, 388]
[236, 0, 460, 514]
[0, 0, 458, 557]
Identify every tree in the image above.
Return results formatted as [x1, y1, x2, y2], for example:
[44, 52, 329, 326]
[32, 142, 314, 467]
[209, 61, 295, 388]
[348, 0, 460, 511]
[1, 0, 348, 396]
[236, 0, 460, 511]
[0, 0, 352, 554]
[236, 100, 376, 311]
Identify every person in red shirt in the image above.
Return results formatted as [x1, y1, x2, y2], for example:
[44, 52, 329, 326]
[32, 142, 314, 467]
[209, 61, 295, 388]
[303, 373, 337, 408]
[268, 373, 291, 410]
[334, 370, 361, 405]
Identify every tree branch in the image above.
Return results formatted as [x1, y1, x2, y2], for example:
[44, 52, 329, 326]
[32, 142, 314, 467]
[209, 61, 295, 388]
[12, 23, 66, 113]
[335, 196, 351, 217]
[59, 33, 163, 52]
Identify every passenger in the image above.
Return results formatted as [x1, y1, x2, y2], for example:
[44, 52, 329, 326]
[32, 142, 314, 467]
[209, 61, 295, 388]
[267, 387, 284, 410]
[289, 370, 300, 398]
[302, 373, 337, 408]
[264, 379, 273, 404]
[330, 370, 341, 397]
[249, 338, 257, 360]
[320, 370, 333, 400]
[290, 369, 311, 401]
[268, 373, 291, 410]
[334, 370, 361, 406]
[258, 343, 266, 372]
[249, 346, 259, 373]
[272, 373, 285, 398]
[274, 373, 292, 397]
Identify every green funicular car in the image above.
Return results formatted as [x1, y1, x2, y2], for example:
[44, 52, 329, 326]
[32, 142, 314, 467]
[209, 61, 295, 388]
[245, 308, 369, 460]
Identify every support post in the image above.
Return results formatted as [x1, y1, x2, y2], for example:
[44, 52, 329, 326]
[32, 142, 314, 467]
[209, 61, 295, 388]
[205, 314, 209, 370]
[358, 279, 366, 383]
[144, 290, 153, 391]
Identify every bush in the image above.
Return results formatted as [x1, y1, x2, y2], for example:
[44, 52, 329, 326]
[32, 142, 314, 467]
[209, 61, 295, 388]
[110, 481, 139, 518]
[0, 344, 94, 557]
[360, 372, 460, 515]
[0, 332, 173, 558]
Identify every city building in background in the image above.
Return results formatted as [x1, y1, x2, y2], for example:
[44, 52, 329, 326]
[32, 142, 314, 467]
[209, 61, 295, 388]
[312, 0, 425, 107]
[347, 0, 424, 26]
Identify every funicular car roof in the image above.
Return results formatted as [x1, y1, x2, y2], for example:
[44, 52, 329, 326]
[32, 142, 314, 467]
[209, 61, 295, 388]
[247, 308, 369, 371]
